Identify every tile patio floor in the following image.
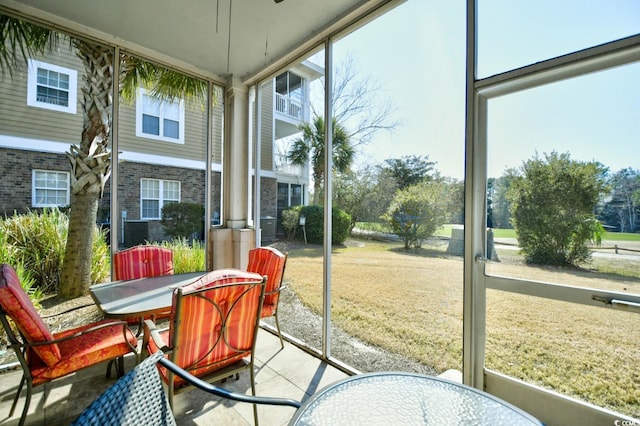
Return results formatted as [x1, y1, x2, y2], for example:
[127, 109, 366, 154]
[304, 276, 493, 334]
[0, 329, 349, 425]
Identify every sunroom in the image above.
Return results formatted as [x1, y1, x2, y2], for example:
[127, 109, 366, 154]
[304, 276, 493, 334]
[0, 0, 638, 425]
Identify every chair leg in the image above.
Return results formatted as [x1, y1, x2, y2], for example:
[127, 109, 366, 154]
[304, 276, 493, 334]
[250, 365, 259, 426]
[9, 374, 25, 416]
[273, 312, 284, 349]
[117, 356, 125, 377]
[17, 379, 32, 426]
[105, 356, 126, 378]
[106, 359, 114, 378]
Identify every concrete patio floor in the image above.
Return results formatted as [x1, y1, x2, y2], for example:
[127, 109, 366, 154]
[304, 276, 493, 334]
[0, 329, 349, 425]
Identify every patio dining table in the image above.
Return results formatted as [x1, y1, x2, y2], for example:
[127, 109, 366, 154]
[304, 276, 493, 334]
[89, 272, 206, 321]
[288, 372, 544, 426]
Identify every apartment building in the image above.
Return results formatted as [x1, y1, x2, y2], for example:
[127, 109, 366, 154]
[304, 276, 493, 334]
[0, 39, 318, 245]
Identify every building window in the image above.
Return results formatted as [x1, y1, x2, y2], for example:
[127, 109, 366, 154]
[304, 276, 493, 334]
[32, 170, 70, 207]
[136, 88, 185, 143]
[27, 60, 77, 114]
[140, 178, 180, 219]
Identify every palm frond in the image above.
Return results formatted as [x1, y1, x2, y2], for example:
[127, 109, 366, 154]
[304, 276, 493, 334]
[0, 15, 58, 76]
[118, 55, 209, 109]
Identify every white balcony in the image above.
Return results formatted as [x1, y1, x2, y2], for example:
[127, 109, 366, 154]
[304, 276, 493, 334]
[275, 153, 304, 176]
[275, 93, 303, 120]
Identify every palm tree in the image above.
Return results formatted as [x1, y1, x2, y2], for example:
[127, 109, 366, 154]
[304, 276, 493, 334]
[1, 15, 207, 298]
[288, 115, 354, 205]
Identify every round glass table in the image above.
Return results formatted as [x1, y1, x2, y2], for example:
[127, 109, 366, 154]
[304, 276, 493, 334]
[288, 372, 544, 425]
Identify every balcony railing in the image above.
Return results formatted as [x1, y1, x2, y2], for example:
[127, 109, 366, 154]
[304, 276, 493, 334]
[275, 153, 304, 176]
[275, 93, 303, 120]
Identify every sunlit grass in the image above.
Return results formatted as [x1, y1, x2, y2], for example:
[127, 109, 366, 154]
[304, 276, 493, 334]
[152, 239, 206, 273]
[357, 222, 640, 243]
[283, 237, 640, 418]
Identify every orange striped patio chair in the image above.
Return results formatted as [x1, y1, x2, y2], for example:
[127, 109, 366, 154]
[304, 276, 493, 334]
[113, 245, 174, 281]
[143, 269, 266, 425]
[0, 264, 138, 426]
[113, 245, 174, 329]
[246, 247, 287, 348]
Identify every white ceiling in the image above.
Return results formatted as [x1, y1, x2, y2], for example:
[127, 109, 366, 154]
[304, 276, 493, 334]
[0, 0, 396, 84]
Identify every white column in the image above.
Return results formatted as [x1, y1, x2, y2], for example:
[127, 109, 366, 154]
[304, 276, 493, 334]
[225, 76, 249, 229]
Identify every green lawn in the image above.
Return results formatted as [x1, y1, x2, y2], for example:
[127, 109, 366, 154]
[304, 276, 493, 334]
[357, 222, 640, 242]
[282, 236, 640, 419]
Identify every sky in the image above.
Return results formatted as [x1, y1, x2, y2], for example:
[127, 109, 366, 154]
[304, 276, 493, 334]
[321, 1, 640, 180]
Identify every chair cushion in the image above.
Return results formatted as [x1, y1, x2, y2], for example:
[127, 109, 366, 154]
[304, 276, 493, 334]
[30, 319, 137, 386]
[151, 269, 263, 388]
[114, 246, 174, 281]
[169, 269, 264, 350]
[0, 264, 61, 367]
[246, 247, 286, 317]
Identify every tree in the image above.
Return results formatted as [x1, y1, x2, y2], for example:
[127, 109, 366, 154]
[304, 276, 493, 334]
[289, 56, 398, 205]
[382, 181, 447, 249]
[332, 165, 396, 234]
[603, 168, 640, 232]
[328, 55, 398, 148]
[1, 16, 207, 298]
[489, 170, 518, 229]
[288, 115, 354, 205]
[507, 151, 607, 265]
[442, 177, 464, 225]
[382, 155, 438, 190]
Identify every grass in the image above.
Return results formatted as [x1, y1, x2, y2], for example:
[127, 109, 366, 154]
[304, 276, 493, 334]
[357, 222, 640, 243]
[155, 238, 206, 273]
[282, 236, 640, 418]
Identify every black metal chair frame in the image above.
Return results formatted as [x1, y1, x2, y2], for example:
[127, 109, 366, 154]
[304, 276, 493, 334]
[0, 309, 135, 426]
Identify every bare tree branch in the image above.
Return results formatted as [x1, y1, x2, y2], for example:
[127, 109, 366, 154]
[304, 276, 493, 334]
[316, 55, 399, 148]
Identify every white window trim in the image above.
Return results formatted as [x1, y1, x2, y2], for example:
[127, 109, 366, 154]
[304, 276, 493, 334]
[135, 88, 186, 144]
[27, 59, 78, 114]
[140, 178, 181, 220]
[32, 169, 70, 207]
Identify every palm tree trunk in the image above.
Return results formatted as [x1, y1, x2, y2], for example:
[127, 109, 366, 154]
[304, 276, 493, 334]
[59, 192, 99, 298]
[59, 41, 113, 298]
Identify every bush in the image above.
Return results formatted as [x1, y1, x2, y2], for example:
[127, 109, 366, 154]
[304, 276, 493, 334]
[0, 208, 110, 293]
[161, 202, 205, 240]
[90, 226, 111, 284]
[507, 152, 607, 265]
[333, 208, 351, 244]
[155, 238, 205, 273]
[282, 208, 300, 240]
[0, 232, 43, 306]
[0, 209, 67, 293]
[382, 181, 447, 249]
[298, 205, 351, 245]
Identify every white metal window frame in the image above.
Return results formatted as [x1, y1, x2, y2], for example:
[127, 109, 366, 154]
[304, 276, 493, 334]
[140, 178, 181, 220]
[464, 3, 640, 421]
[135, 88, 185, 143]
[31, 169, 70, 207]
[26, 59, 77, 114]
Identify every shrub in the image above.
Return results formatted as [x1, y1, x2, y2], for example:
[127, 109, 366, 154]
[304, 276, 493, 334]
[282, 208, 300, 240]
[161, 202, 205, 240]
[155, 238, 205, 273]
[90, 226, 111, 284]
[0, 209, 110, 293]
[382, 181, 448, 249]
[507, 152, 607, 265]
[298, 205, 351, 245]
[332, 208, 351, 244]
[0, 209, 67, 293]
[0, 232, 43, 306]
